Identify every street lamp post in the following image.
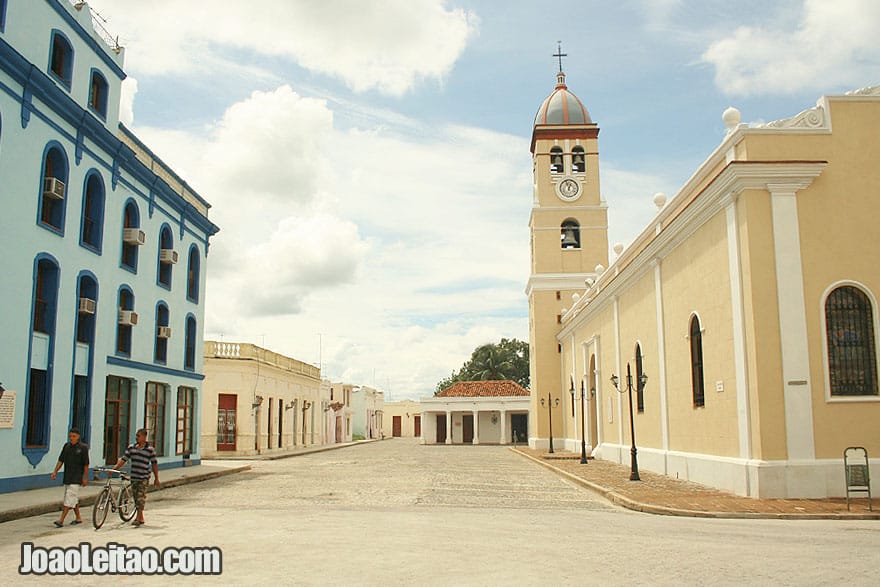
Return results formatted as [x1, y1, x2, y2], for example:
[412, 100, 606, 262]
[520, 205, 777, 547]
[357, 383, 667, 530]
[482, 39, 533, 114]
[540, 393, 560, 454]
[579, 380, 594, 464]
[610, 363, 647, 481]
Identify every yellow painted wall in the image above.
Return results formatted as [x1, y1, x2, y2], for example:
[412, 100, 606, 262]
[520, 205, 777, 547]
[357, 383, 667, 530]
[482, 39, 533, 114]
[660, 212, 739, 457]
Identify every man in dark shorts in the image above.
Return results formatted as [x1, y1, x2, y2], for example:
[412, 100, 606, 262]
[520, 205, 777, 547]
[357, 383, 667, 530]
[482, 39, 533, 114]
[114, 428, 160, 527]
[50, 428, 89, 527]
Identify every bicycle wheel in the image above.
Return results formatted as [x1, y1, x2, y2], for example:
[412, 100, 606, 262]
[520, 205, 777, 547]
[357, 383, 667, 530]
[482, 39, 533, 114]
[118, 483, 137, 522]
[92, 487, 111, 529]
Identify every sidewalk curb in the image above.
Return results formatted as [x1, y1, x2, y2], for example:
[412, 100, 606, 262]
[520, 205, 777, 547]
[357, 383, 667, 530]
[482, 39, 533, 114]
[510, 448, 880, 520]
[0, 464, 251, 524]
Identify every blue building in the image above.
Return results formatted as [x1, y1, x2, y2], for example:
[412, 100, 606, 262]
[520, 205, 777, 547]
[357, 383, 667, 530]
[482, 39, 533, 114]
[0, 0, 219, 492]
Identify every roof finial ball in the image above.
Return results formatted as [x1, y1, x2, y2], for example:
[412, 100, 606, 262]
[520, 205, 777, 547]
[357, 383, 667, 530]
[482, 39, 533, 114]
[613, 242, 624, 257]
[653, 192, 667, 210]
[722, 106, 741, 131]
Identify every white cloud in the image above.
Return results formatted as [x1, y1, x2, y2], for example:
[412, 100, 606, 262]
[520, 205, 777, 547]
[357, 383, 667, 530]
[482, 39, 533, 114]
[84, 0, 478, 96]
[702, 0, 880, 95]
[119, 77, 137, 126]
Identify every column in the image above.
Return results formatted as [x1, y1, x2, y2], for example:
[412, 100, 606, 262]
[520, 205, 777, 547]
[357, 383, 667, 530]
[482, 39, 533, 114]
[472, 409, 479, 445]
[770, 185, 815, 461]
[445, 411, 452, 445]
[500, 409, 508, 445]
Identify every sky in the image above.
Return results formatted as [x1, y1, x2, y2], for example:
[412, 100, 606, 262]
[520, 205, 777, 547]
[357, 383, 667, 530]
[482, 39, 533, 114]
[82, 0, 879, 400]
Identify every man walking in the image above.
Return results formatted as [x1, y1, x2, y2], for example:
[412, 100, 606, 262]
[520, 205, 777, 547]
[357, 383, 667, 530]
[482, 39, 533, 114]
[49, 428, 89, 527]
[114, 428, 160, 527]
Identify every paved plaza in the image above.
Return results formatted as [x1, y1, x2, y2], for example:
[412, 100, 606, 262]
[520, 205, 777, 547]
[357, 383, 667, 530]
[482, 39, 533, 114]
[1, 439, 876, 585]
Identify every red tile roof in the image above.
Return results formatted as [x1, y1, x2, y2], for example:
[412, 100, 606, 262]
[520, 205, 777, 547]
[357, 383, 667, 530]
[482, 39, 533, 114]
[435, 380, 530, 398]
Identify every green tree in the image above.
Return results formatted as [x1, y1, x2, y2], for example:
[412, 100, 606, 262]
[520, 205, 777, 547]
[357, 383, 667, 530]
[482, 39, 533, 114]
[435, 338, 530, 394]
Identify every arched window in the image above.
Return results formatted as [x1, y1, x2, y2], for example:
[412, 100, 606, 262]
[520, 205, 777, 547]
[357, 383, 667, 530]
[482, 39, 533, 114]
[550, 146, 564, 174]
[689, 315, 705, 407]
[186, 245, 200, 302]
[26, 256, 60, 451]
[120, 201, 142, 271]
[89, 69, 109, 118]
[572, 146, 585, 173]
[73, 272, 97, 444]
[39, 144, 68, 232]
[184, 315, 197, 370]
[76, 274, 97, 344]
[635, 343, 645, 412]
[825, 285, 878, 396]
[155, 303, 170, 363]
[560, 219, 581, 249]
[157, 225, 174, 288]
[48, 30, 74, 88]
[80, 171, 105, 252]
[116, 287, 136, 355]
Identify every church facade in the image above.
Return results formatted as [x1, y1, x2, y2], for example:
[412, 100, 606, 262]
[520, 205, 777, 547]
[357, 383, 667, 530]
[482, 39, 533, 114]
[527, 69, 880, 498]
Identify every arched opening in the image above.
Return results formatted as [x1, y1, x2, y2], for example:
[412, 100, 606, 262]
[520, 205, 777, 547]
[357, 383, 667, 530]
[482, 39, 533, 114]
[825, 285, 878, 396]
[560, 219, 581, 249]
[550, 146, 564, 174]
[572, 146, 585, 173]
[689, 315, 705, 407]
[40, 145, 68, 231]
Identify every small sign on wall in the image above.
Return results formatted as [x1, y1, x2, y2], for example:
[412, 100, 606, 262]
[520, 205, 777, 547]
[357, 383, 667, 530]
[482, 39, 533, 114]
[715, 381, 724, 393]
[0, 390, 15, 429]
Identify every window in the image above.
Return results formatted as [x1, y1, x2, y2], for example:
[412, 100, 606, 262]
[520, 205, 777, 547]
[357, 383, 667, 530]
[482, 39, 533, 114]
[560, 219, 580, 249]
[27, 257, 60, 450]
[690, 315, 705, 408]
[39, 145, 69, 233]
[116, 287, 135, 355]
[550, 146, 563, 174]
[75, 274, 97, 344]
[33, 259, 59, 334]
[80, 172, 105, 252]
[49, 30, 74, 88]
[121, 201, 141, 271]
[157, 225, 174, 288]
[71, 375, 90, 444]
[186, 245, 200, 302]
[825, 285, 878, 396]
[572, 146, 585, 173]
[155, 303, 169, 363]
[1, 0, 7, 32]
[145, 382, 168, 456]
[635, 344, 645, 412]
[184, 315, 196, 370]
[89, 70, 108, 118]
[176, 386, 195, 455]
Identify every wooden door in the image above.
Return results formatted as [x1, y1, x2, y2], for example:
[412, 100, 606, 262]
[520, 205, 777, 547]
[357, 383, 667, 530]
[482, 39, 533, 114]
[217, 394, 237, 451]
[435, 414, 447, 443]
[462, 415, 474, 444]
[392, 416, 402, 437]
[414, 415, 421, 437]
[103, 376, 131, 465]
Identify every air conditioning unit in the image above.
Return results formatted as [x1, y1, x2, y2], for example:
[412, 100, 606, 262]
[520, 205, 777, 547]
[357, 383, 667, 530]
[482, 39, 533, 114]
[118, 310, 138, 326]
[78, 297, 96, 314]
[122, 228, 145, 246]
[159, 249, 178, 264]
[157, 326, 172, 339]
[43, 177, 66, 200]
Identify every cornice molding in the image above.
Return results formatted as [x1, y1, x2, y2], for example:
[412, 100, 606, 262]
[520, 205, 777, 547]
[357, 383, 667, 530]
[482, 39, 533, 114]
[559, 161, 827, 333]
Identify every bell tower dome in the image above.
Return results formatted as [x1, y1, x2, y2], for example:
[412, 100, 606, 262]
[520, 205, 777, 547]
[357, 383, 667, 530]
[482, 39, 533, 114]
[526, 47, 609, 451]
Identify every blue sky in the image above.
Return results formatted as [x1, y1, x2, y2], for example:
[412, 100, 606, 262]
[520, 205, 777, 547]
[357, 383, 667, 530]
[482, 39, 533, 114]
[84, 0, 878, 399]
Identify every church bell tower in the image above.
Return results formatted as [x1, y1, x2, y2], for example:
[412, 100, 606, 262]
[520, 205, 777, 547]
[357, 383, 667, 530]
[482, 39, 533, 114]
[527, 50, 609, 450]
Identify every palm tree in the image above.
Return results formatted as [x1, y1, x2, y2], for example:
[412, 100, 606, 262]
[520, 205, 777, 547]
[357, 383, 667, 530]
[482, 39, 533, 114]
[469, 343, 516, 381]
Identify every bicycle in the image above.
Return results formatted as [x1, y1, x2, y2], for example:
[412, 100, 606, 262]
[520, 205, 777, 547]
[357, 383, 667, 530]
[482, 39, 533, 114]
[91, 467, 137, 529]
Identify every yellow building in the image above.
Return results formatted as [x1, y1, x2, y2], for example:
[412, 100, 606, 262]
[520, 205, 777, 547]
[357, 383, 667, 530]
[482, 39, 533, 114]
[201, 341, 323, 457]
[528, 78, 880, 498]
[382, 400, 421, 439]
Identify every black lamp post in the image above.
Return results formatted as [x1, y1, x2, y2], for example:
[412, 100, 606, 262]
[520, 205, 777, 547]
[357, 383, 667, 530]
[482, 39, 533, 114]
[579, 380, 594, 464]
[610, 363, 647, 481]
[540, 393, 560, 454]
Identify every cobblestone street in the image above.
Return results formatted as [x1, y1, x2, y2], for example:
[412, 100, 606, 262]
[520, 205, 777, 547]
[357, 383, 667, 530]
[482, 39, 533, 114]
[1, 439, 876, 585]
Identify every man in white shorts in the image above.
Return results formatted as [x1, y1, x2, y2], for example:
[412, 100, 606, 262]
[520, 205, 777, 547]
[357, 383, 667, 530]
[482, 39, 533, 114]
[50, 428, 89, 527]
